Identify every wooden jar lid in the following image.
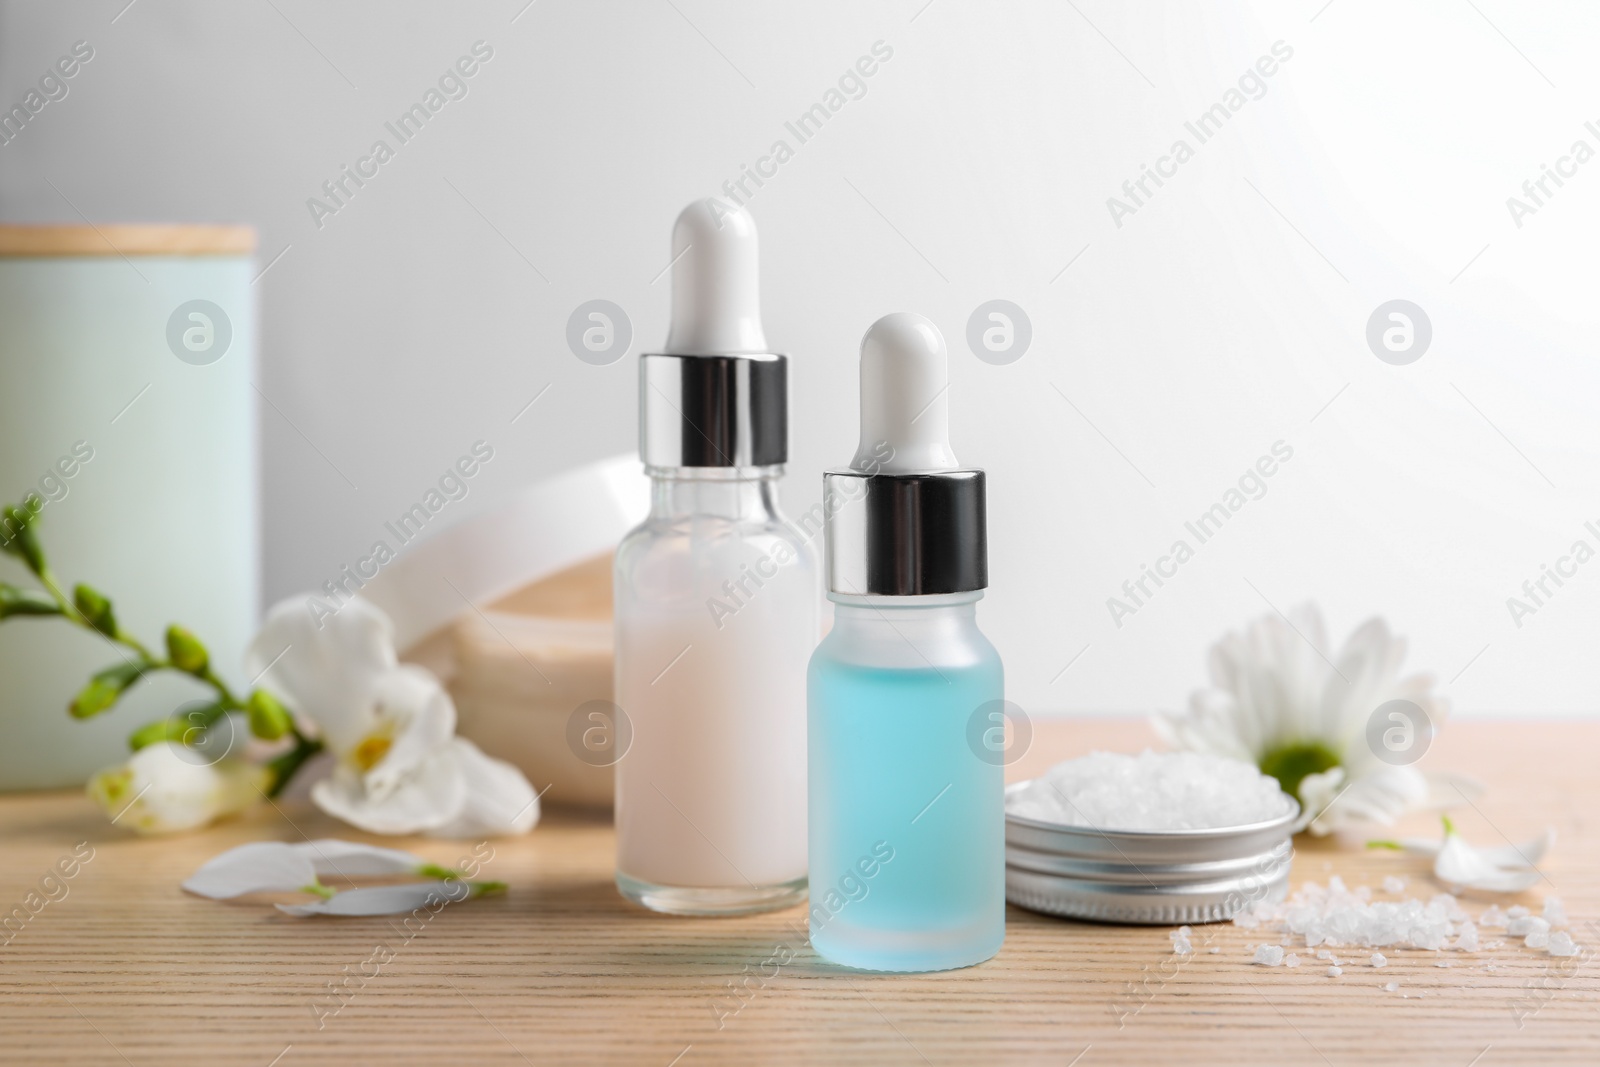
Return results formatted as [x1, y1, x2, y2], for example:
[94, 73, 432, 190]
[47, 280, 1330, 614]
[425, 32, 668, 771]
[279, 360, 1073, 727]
[0, 224, 256, 257]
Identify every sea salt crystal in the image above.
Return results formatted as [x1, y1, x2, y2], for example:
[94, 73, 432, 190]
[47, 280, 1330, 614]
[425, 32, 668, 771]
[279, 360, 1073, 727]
[1548, 932, 1578, 957]
[1508, 915, 1549, 937]
[1173, 938, 1192, 955]
[1207, 947, 1220, 954]
[1383, 981, 1399, 992]
[1255, 945, 1285, 966]
[1231, 878, 1579, 980]
[1006, 750, 1294, 830]
[1382, 876, 1407, 894]
[1543, 897, 1567, 928]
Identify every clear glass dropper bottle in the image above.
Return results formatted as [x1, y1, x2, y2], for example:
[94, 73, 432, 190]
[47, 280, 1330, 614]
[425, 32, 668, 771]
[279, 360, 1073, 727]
[808, 312, 1005, 971]
[613, 199, 815, 915]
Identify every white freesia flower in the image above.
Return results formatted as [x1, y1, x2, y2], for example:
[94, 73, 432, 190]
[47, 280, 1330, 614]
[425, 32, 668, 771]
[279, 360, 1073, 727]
[182, 839, 504, 917]
[1158, 604, 1480, 836]
[1379, 817, 1553, 894]
[245, 596, 538, 838]
[87, 741, 266, 835]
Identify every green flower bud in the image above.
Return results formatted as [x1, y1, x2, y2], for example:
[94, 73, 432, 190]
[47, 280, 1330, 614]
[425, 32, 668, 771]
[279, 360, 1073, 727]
[73, 583, 118, 637]
[246, 689, 292, 741]
[129, 702, 224, 749]
[128, 717, 189, 751]
[0, 583, 61, 620]
[70, 659, 149, 719]
[0, 502, 46, 575]
[165, 624, 209, 675]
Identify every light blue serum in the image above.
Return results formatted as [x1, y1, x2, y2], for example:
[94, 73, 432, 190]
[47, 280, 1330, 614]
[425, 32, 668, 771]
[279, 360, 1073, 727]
[807, 312, 1005, 973]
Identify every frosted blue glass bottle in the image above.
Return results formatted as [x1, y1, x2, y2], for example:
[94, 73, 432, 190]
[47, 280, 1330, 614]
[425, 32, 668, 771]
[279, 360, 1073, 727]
[808, 312, 1005, 972]
[808, 593, 1004, 971]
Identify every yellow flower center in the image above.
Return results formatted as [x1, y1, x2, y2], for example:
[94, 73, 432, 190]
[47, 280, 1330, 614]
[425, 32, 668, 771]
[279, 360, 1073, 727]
[350, 733, 393, 773]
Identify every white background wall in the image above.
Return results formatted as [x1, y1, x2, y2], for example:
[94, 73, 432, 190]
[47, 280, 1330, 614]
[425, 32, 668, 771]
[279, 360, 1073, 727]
[3, 0, 1597, 719]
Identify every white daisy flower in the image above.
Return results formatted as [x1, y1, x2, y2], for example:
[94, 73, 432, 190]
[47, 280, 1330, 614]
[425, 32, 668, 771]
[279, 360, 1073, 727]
[1158, 603, 1480, 836]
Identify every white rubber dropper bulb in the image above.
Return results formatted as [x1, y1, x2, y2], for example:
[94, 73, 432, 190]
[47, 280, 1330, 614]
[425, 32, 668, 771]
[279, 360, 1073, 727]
[851, 312, 960, 474]
[663, 198, 768, 355]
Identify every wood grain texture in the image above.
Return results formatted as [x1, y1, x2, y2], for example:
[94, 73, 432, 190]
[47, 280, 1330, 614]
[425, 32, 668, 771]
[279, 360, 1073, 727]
[0, 720, 1595, 1066]
[0, 224, 255, 256]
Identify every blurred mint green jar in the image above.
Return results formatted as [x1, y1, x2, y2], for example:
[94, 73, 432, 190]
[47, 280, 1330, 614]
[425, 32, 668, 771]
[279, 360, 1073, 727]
[0, 226, 258, 789]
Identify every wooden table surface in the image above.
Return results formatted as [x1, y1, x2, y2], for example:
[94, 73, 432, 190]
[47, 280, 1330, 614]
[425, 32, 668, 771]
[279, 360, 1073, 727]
[1, 719, 1595, 1066]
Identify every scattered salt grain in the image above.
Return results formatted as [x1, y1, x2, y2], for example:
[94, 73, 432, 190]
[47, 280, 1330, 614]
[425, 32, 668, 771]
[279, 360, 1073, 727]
[1435, 961, 1451, 968]
[1254, 945, 1285, 966]
[1543, 897, 1568, 928]
[1454, 921, 1480, 953]
[1383, 981, 1399, 993]
[1430, 894, 1469, 922]
[1234, 880, 1456, 951]
[1326, 965, 1342, 977]
[1006, 750, 1294, 830]
[1284, 953, 1301, 968]
[1507, 915, 1549, 938]
[1525, 930, 1550, 950]
[1548, 932, 1578, 958]
[1382, 876, 1407, 894]
[1207, 947, 1220, 954]
[1369, 953, 1387, 968]
[1506, 905, 1530, 920]
[1315, 949, 1333, 961]
[1479, 905, 1507, 929]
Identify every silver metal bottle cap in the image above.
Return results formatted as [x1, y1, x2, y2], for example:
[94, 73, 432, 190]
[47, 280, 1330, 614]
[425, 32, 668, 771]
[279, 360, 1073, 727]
[639, 352, 787, 469]
[822, 469, 987, 596]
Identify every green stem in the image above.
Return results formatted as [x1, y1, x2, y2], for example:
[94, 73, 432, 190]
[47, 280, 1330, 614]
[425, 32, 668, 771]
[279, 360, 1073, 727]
[35, 566, 85, 625]
[199, 666, 243, 709]
[265, 731, 325, 798]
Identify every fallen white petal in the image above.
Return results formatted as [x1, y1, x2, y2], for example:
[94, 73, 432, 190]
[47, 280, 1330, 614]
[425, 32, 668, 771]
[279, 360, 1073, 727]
[291, 839, 423, 878]
[275, 881, 473, 917]
[1389, 828, 1554, 868]
[1435, 830, 1544, 893]
[183, 842, 318, 899]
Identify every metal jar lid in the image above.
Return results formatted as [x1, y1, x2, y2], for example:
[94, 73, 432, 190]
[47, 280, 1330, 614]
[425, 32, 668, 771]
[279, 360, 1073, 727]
[639, 352, 786, 469]
[822, 469, 986, 596]
[1003, 781, 1299, 925]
